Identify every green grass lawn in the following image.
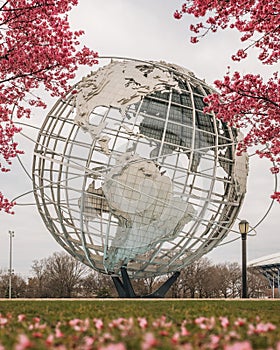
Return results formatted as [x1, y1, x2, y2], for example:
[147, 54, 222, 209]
[1, 299, 280, 323]
[0, 299, 280, 349]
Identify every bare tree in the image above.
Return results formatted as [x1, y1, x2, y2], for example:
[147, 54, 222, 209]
[226, 262, 242, 298]
[168, 257, 213, 298]
[30, 252, 89, 298]
[166, 259, 270, 299]
[0, 273, 27, 298]
[27, 253, 271, 298]
[132, 276, 159, 296]
[80, 271, 116, 298]
[30, 258, 48, 297]
[247, 269, 270, 298]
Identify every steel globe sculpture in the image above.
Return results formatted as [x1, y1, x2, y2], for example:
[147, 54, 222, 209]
[33, 58, 248, 296]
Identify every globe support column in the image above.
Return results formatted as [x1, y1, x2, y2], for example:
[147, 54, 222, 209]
[112, 267, 180, 298]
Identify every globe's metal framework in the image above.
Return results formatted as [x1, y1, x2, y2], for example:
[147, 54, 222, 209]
[32, 58, 248, 281]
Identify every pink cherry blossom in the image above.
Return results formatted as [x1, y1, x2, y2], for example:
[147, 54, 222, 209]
[69, 318, 81, 327]
[94, 318, 104, 331]
[152, 315, 172, 328]
[0, 314, 279, 349]
[159, 330, 169, 336]
[32, 332, 42, 338]
[81, 336, 95, 350]
[69, 318, 89, 332]
[99, 343, 126, 350]
[52, 346, 67, 350]
[17, 314, 26, 322]
[45, 334, 54, 346]
[138, 317, 148, 329]
[248, 322, 276, 335]
[176, 344, 193, 350]
[55, 322, 64, 338]
[141, 332, 158, 350]
[175, 0, 279, 65]
[15, 334, 32, 350]
[194, 316, 207, 325]
[109, 318, 126, 329]
[234, 318, 246, 327]
[0, 0, 98, 213]
[171, 332, 180, 344]
[220, 316, 230, 329]
[195, 316, 215, 330]
[174, 0, 280, 202]
[209, 334, 221, 348]
[224, 340, 253, 350]
[181, 325, 190, 336]
[0, 315, 8, 327]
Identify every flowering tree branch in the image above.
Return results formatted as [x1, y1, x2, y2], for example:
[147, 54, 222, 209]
[174, 0, 280, 202]
[0, 0, 98, 213]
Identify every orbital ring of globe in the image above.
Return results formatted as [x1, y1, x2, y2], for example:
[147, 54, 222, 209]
[32, 57, 248, 279]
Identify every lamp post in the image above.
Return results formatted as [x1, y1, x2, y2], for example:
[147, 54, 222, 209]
[8, 230, 14, 299]
[238, 220, 249, 299]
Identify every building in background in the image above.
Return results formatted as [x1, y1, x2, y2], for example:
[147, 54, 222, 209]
[249, 253, 280, 298]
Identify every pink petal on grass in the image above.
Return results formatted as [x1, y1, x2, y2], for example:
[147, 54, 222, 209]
[69, 318, 89, 332]
[32, 332, 42, 338]
[99, 343, 126, 350]
[194, 317, 207, 325]
[138, 317, 148, 329]
[181, 325, 190, 336]
[256, 322, 276, 333]
[109, 318, 125, 329]
[45, 334, 54, 345]
[177, 344, 193, 350]
[82, 336, 95, 350]
[69, 318, 81, 327]
[171, 332, 180, 344]
[234, 318, 246, 327]
[15, 334, 32, 350]
[94, 318, 104, 330]
[210, 334, 220, 347]
[55, 323, 64, 338]
[194, 316, 215, 330]
[248, 322, 276, 335]
[141, 332, 158, 350]
[55, 328, 64, 338]
[17, 314, 26, 322]
[220, 316, 230, 328]
[224, 341, 253, 350]
[0, 316, 8, 327]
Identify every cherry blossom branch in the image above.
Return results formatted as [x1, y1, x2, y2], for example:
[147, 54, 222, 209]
[0, 0, 98, 213]
[174, 1, 280, 202]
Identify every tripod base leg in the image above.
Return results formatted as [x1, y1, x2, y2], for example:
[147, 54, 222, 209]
[111, 268, 180, 298]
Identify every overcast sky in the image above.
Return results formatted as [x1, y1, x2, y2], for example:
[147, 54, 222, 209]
[0, 0, 279, 278]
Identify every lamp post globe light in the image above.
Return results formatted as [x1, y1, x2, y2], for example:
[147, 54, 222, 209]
[239, 220, 249, 298]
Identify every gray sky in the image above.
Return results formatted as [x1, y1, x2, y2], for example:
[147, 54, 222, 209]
[0, 0, 279, 278]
